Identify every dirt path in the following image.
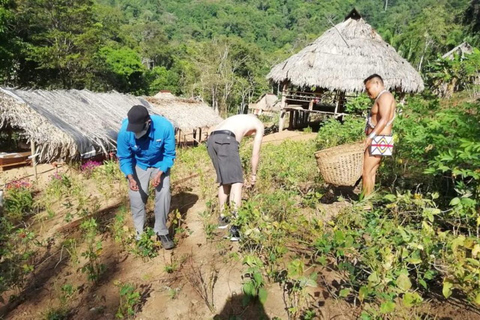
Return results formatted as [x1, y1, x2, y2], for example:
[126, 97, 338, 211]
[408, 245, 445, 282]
[262, 130, 317, 145]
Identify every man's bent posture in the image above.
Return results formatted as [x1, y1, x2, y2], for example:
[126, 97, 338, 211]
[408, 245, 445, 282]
[207, 114, 264, 240]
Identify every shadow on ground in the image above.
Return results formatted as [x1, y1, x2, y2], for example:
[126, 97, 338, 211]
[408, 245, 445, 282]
[213, 294, 270, 320]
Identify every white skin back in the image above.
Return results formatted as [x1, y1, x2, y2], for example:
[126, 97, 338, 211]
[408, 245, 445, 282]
[213, 114, 264, 143]
[212, 114, 265, 176]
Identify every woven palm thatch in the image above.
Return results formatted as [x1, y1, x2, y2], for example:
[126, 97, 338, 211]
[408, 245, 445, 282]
[267, 9, 424, 93]
[248, 93, 281, 115]
[146, 93, 223, 132]
[0, 88, 153, 162]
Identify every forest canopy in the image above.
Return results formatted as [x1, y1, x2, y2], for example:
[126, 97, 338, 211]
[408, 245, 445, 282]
[0, 0, 478, 114]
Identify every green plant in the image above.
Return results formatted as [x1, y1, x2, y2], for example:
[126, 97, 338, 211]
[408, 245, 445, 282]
[345, 93, 371, 114]
[111, 206, 132, 247]
[80, 218, 105, 282]
[134, 228, 159, 259]
[242, 255, 268, 306]
[316, 115, 365, 149]
[164, 252, 179, 274]
[115, 282, 141, 319]
[279, 259, 317, 319]
[3, 180, 35, 221]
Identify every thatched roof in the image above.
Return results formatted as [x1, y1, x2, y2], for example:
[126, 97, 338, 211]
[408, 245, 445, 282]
[248, 93, 280, 113]
[146, 92, 223, 131]
[442, 42, 474, 60]
[0, 88, 154, 162]
[267, 9, 424, 93]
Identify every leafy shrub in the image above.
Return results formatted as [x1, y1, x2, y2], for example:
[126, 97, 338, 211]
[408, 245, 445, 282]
[345, 93, 371, 114]
[247, 139, 320, 192]
[3, 179, 35, 221]
[316, 116, 365, 149]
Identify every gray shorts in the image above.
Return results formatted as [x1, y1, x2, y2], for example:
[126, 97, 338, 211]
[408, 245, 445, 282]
[207, 131, 244, 185]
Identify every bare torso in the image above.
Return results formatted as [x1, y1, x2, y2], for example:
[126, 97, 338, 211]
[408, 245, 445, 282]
[366, 92, 396, 136]
[213, 114, 264, 143]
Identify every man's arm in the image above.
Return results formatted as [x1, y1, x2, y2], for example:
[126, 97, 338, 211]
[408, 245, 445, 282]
[116, 129, 134, 177]
[158, 121, 176, 174]
[117, 128, 139, 190]
[250, 120, 265, 178]
[152, 121, 176, 187]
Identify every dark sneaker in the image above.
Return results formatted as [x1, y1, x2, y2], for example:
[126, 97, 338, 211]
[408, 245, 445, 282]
[228, 225, 241, 242]
[158, 234, 174, 250]
[217, 215, 230, 229]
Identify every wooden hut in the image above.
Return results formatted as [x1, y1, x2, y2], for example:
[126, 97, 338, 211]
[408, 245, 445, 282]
[0, 88, 154, 165]
[146, 91, 223, 146]
[267, 9, 424, 131]
[442, 42, 474, 59]
[248, 93, 281, 117]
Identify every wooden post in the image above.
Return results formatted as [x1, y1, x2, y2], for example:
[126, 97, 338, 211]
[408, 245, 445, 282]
[198, 127, 202, 144]
[278, 83, 288, 132]
[193, 129, 197, 147]
[30, 140, 37, 181]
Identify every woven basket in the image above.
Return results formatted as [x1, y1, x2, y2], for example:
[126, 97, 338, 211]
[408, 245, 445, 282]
[314, 142, 364, 186]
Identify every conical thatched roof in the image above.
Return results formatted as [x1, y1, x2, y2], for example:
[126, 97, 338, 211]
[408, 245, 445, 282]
[146, 94, 223, 131]
[267, 9, 424, 93]
[0, 88, 155, 162]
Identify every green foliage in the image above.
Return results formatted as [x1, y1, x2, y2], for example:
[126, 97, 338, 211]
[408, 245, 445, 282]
[242, 255, 268, 305]
[425, 48, 480, 97]
[134, 227, 159, 259]
[115, 282, 141, 319]
[1, 0, 474, 112]
[4, 185, 35, 222]
[316, 116, 365, 149]
[0, 218, 37, 299]
[80, 218, 106, 282]
[345, 94, 371, 114]
[247, 139, 320, 192]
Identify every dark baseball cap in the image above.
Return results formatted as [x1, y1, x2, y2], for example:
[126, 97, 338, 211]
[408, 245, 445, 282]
[127, 105, 150, 133]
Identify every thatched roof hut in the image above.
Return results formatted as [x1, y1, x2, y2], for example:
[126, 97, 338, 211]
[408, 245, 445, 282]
[442, 42, 474, 60]
[146, 91, 223, 133]
[267, 9, 424, 93]
[248, 93, 280, 116]
[0, 88, 153, 162]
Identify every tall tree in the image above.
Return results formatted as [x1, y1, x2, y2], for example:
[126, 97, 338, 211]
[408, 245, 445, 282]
[0, 0, 18, 84]
[14, 0, 103, 88]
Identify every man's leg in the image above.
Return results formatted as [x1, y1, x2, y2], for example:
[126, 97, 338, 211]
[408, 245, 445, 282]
[129, 166, 150, 240]
[362, 150, 382, 197]
[153, 169, 174, 250]
[219, 184, 231, 214]
[230, 182, 243, 212]
[153, 169, 171, 236]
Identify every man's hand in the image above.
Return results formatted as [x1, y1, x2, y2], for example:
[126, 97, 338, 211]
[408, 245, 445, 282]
[128, 178, 139, 191]
[250, 174, 257, 185]
[152, 171, 163, 187]
[364, 137, 373, 150]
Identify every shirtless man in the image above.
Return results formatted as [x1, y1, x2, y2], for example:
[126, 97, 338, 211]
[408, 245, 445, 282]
[363, 74, 396, 197]
[207, 114, 264, 240]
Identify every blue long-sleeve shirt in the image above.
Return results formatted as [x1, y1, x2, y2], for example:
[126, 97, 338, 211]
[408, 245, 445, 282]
[117, 115, 176, 176]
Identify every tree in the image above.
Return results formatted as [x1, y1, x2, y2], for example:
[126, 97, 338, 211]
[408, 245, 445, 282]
[13, 0, 104, 88]
[0, 0, 17, 83]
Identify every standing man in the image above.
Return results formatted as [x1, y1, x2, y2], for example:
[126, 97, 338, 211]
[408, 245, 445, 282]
[363, 74, 396, 197]
[117, 105, 176, 250]
[207, 114, 264, 240]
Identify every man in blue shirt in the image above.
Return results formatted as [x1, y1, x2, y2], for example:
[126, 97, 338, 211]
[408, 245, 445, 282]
[117, 105, 176, 250]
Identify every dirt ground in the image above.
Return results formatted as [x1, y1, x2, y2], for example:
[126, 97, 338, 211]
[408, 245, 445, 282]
[1, 131, 480, 320]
